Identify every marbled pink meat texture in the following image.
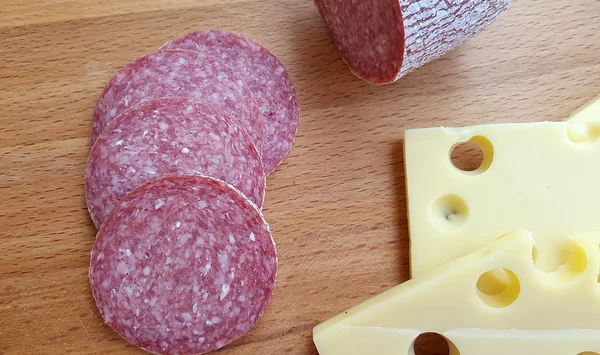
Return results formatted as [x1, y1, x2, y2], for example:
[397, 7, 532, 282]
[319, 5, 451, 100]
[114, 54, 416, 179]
[89, 176, 277, 355]
[162, 30, 300, 175]
[91, 49, 262, 151]
[314, 0, 510, 84]
[86, 98, 265, 227]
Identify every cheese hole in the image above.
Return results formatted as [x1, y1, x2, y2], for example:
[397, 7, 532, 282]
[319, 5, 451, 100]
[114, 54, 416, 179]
[410, 333, 460, 355]
[476, 268, 520, 308]
[577, 352, 600, 355]
[532, 238, 587, 282]
[431, 195, 469, 231]
[566, 122, 600, 144]
[532, 244, 569, 272]
[449, 136, 493, 174]
[476, 268, 508, 295]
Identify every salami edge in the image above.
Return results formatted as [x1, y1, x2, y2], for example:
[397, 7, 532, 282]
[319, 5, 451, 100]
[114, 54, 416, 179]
[85, 97, 266, 227]
[89, 175, 277, 355]
[314, 0, 511, 84]
[161, 30, 300, 175]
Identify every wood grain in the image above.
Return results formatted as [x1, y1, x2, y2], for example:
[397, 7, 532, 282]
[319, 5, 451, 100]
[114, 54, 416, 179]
[1, 0, 599, 354]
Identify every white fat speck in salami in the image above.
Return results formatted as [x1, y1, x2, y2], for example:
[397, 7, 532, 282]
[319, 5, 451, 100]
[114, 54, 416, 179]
[91, 49, 262, 151]
[161, 30, 300, 175]
[85, 98, 265, 227]
[89, 176, 277, 355]
[313, 0, 510, 84]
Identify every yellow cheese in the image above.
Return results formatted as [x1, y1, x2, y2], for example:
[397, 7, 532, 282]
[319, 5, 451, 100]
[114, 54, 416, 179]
[313, 230, 600, 355]
[567, 94, 600, 122]
[446, 329, 600, 355]
[404, 121, 600, 277]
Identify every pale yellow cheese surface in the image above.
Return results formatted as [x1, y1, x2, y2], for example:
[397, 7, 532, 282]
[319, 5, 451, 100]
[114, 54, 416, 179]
[567, 94, 600, 122]
[313, 230, 600, 355]
[405, 121, 600, 276]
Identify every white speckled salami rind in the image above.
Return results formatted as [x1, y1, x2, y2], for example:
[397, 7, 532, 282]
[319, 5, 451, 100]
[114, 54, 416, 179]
[162, 31, 300, 175]
[85, 98, 265, 227]
[314, 0, 510, 84]
[91, 49, 262, 151]
[398, 0, 510, 79]
[89, 176, 277, 355]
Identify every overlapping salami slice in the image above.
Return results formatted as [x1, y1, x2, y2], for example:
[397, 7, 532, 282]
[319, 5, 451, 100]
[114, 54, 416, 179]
[89, 176, 277, 355]
[162, 30, 300, 175]
[85, 97, 265, 227]
[91, 49, 262, 151]
[314, 0, 510, 84]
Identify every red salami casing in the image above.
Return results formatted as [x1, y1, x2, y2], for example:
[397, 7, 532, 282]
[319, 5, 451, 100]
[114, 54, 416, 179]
[162, 31, 300, 175]
[85, 97, 265, 227]
[314, 0, 510, 84]
[91, 49, 262, 151]
[89, 176, 277, 355]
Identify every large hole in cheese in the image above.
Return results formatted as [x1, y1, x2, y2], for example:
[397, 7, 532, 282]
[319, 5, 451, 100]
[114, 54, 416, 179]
[532, 237, 588, 282]
[449, 135, 493, 174]
[410, 332, 460, 355]
[476, 268, 520, 308]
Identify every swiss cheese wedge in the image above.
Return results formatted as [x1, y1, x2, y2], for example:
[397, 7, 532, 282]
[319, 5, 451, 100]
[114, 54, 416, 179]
[313, 230, 600, 355]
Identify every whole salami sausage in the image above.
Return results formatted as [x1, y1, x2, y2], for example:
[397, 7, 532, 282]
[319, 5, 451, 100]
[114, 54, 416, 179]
[91, 49, 263, 151]
[161, 31, 300, 175]
[89, 176, 277, 355]
[85, 97, 265, 227]
[313, 0, 510, 84]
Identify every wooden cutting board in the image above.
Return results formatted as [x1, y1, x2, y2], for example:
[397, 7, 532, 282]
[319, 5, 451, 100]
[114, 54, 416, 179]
[1, 0, 599, 354]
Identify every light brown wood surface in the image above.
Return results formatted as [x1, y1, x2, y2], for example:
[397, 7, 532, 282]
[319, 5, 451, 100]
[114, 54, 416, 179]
[1, 0, 599, 354]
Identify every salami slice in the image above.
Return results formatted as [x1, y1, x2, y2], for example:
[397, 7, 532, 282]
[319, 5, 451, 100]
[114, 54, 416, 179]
[85, 97, 265, 228]
[162, 31, 300, 175]
[89, 176, 277, 355]
[313, 0, 510, 84]
[91, 49, 263, 151]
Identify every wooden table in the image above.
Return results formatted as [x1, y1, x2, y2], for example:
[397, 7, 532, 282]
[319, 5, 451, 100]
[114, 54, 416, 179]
[1, 0, 599, 354]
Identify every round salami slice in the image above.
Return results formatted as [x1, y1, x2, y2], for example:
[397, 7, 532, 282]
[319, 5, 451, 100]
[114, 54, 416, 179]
[91, 49, 263, 151]
[85, 97, 265, 228]
[313, 0, 510, 84]
[89, 176, 277, 355]
[162, 30, 300, 175]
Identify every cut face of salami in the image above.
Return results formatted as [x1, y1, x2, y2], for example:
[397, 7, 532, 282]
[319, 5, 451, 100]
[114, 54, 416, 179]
[315, 0, 404, 85]
[85, 98, 265, 227]
[314, 0, 510, 84]
[91, 49, 263, 151]
[162, 31, 300, 175]
[89, 176, 277, 355]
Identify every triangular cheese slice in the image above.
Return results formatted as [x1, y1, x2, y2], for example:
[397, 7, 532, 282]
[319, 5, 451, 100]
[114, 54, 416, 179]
[567, 94, 600, 122]
[313, 230, 600, 355]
